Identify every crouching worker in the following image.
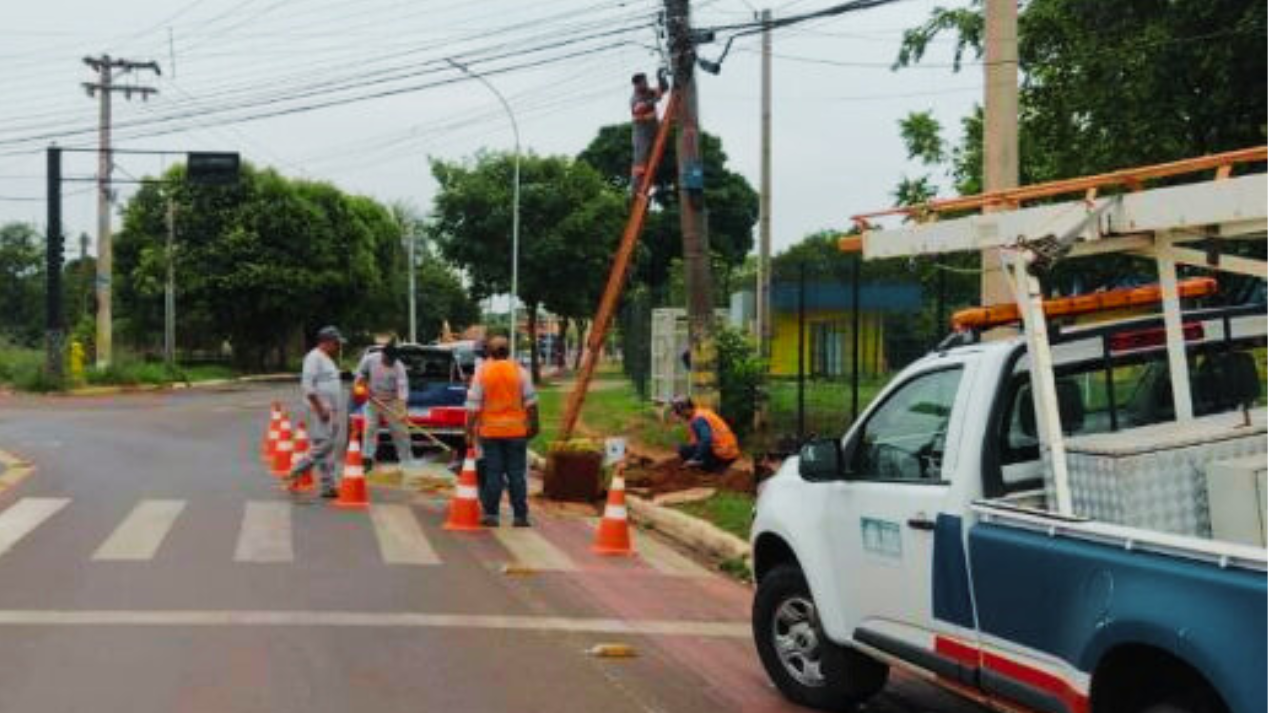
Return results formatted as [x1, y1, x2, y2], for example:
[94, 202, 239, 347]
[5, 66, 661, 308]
[670, 395, 739, 473]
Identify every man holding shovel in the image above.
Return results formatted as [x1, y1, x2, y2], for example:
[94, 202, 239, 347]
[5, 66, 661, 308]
[354, 339, 417, 475]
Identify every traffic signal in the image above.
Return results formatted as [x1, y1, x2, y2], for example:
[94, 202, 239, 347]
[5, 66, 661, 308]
[187, 152, 240, 186]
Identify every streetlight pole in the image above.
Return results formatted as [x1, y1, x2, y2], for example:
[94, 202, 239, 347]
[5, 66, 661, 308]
[446, 58, 521, 362]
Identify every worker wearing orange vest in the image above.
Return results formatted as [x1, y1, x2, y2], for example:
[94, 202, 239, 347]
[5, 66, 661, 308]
[465, 336, 539, 527]
[630, 69, 669, 186]
[671, 395, 739, 473]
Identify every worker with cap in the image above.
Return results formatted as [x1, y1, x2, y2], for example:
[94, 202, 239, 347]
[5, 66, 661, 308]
[354, 338, 416, 475]
[630, 69, 670, 187]
[288, 326, 346, 498]
[670, 395, 739, 473]
[465, 335, 539, 527]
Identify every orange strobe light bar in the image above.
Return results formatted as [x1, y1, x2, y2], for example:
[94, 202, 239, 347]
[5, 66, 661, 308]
[950, 277, 1218, 332]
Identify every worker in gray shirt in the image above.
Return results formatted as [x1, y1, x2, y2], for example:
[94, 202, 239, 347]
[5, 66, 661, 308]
[355, 338, 415, 474]
[288, 326, 346, 498]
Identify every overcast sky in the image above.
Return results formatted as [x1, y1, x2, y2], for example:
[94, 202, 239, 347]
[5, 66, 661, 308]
[0, 0, 980, 258]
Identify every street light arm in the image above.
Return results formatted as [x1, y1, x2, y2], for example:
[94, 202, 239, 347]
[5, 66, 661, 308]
[446, 58, 520, 154]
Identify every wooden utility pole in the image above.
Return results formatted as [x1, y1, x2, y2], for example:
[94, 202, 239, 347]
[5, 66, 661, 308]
[664, 0, 719, 408]
[83, 55, 160, 366]
[756, 8, 773, 356]
[980, 0, 1019, 310]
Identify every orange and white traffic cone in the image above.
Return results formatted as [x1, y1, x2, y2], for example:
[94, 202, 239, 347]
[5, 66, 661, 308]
[331, 433, 370, 510]
[444, 448, 484, 532]
[262, 405, 282, 462]
[285, 420, 315, 493]
[593, 466, 634, 556]
[270, 417, 294, 478]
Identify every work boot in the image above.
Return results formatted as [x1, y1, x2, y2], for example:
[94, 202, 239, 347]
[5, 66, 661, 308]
[480, 515, 499, 528]
[513, 516, 532, 528]
[321, 487, 339, 499]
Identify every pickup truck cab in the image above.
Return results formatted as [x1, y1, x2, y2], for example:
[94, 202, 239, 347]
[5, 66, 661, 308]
[349, 343, 468, 456]
[751, 304, 1267, 713]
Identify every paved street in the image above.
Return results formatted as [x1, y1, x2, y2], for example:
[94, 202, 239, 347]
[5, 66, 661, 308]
[0, 385, 983, 713]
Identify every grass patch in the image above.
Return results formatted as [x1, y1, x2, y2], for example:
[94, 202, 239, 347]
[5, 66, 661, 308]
[0, 342, 49, 390]
[671, 490, 755, 541]
[765, 375, 891, 439]
[532, 378, 682, 454]
[719, 556, 753, 583]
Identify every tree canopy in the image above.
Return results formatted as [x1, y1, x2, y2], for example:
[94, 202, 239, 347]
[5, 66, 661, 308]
[577, 123, 758, 295]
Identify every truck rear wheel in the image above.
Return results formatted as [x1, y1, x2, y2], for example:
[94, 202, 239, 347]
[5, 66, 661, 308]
[753, 564, 887, 711]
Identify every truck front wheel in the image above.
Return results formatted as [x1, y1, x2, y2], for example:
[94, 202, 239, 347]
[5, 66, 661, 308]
[753, 564, 888, 711]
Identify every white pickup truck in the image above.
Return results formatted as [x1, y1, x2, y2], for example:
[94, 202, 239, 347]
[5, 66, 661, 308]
[750, 161, 1268, 713]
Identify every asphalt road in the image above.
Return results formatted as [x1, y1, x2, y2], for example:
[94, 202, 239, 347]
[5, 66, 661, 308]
[0, 385, 985, 713]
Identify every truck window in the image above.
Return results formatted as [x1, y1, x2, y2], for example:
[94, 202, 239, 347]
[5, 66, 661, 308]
[851, 367, 963, 483]
[996, 341, 1266, 491]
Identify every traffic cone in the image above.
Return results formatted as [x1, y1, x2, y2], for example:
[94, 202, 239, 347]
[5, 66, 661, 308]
[331, 433, 370, 510]
[286, 420, 315, 493]
[593, 468, 634, 556]
[270, 417, 294, 478]
[444, 448, 484, 532]
[262, 405, 282, 462]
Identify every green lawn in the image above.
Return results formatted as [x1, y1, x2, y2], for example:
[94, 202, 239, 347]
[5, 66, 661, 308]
[765, 375, 892, 440]
[0, 342, 240, 392]
[532, 378, 682, 453]
[671, 491, 756, 541]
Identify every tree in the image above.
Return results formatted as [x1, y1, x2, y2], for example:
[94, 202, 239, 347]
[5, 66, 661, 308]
[414, 246, 480, 342]
[577, 124, 758, 296]
[115, 163, 406, 369]
[0, 222, 44, 346]
[427, 152, 626, 381]
[892, 0, 1266, 295]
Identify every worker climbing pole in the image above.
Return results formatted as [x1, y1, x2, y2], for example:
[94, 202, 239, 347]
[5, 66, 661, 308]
[558, 89, 682, 441]
[665, 0, 719, 409]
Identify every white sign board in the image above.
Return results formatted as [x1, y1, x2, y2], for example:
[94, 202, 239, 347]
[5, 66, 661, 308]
[604, 437, 627, 465]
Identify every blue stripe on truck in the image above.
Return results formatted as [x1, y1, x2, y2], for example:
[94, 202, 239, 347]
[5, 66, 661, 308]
[968, 522, 1267, 713]
[931, 513, 975, 629]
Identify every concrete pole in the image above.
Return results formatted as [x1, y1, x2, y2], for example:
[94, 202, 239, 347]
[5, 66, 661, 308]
[981, 0, 1019, 312]
[164, 197, 175, 365]
[665, 0, 719, 408]
[96, 61, 113, 367]
[756, 8, 773, 356]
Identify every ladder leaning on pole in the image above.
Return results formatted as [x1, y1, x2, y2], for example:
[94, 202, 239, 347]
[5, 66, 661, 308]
[556, 89, 682, 443]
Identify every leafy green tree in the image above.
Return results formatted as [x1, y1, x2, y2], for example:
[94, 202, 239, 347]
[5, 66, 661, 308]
[0, 222, 44, 346]
[115, 163, 405, 369]
[414, 246, 480, 342]
[427, 152, 626, 381]
[577, 124, 758, 296]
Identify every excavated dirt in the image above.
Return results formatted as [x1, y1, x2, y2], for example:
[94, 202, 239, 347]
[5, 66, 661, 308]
[622, 452, 756, 496]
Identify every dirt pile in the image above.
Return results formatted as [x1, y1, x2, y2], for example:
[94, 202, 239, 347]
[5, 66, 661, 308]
[622, 453, 755, 496]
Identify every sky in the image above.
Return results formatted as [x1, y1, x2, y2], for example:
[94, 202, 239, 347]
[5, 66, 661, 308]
[0, 0, 981, 259]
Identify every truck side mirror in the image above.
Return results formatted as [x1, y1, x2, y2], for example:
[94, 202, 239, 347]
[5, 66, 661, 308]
[798, 439, 843, 482]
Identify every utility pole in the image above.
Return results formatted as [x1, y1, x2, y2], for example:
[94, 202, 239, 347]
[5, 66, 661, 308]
[46, 146, 64, 384]
[83, 55, 160, 367]
[980, 0, 1019, 311]
[664, 0, 718, 408]
[406, 222, 417, 343]
[755, 8, 773, 357]
[164, 197, 176, 365]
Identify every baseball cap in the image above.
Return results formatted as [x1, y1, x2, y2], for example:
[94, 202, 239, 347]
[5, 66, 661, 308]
[316, 326, 346, 343]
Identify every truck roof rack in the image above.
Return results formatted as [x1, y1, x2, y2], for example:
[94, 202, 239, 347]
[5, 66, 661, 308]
[842, 147, 1267, 516]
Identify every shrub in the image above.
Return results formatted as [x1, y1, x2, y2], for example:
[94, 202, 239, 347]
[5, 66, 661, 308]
[717, 325, 766, 440]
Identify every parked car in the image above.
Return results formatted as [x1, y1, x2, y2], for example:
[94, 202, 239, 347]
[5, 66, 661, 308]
[750, 304, 1267, 713]
[431, 339, 484, 383]
[349, 343, 468, 458]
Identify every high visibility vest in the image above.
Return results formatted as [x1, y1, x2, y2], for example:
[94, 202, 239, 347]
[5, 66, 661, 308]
[476, 360, 528, 439]
[689, 408, 739, 461]
[631, 88, 661, 122]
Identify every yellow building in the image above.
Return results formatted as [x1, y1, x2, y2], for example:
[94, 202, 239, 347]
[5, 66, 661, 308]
[767, 282, 923, 377]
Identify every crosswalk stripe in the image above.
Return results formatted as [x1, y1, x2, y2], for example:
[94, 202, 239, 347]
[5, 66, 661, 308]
[0, 497, 69, 557]
[492, 527, 577, 571]
[92, 500, 186, 561]
[233, 501, 292, 563]
[369, 504, 440, 565]
[631, 528, 713, 577]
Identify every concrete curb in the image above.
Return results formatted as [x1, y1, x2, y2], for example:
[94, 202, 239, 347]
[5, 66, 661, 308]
[627, 495, 751, 564]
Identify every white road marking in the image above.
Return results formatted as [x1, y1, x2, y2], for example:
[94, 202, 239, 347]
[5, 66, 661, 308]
[233, 501, 292, 563]
[0, 498, 69, 557]
[369, 504, 440, 565]
[585, 518, 711, 577]
[492, 527, 577, 571]
[92, 500, 186, 561]
[0, 609, 749, 637]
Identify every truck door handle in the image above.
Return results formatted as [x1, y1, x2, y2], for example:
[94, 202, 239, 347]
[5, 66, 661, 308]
[906, 516, 936, 531]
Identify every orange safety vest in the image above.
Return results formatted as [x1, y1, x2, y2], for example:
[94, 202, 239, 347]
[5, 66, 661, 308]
[475, 360, 528, 439]
[689, 408, 739, 461]
[631, 88, 661, 122]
